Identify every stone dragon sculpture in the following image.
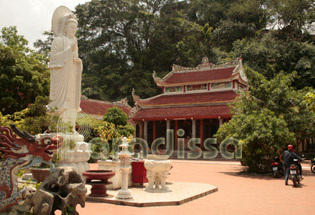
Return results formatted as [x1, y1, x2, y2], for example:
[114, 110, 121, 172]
[0, 125, 63, 214]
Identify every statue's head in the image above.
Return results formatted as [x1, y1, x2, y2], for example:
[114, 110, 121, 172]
[64, 16, 78, 38]
[64, 22, 77, 38]
[52, 6, 78, 37]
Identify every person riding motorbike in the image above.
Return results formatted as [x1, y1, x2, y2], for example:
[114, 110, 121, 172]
[283, 145, 302, 185]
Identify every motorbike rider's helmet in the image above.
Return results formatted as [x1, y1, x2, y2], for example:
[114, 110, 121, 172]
[288, 145, 294, 151]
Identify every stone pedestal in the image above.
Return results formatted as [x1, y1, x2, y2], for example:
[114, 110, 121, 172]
[116, 168, 133, 200]
[97, 160, 132, 189]
[144, 159, 172, 192]
[52, 133, 91, 174]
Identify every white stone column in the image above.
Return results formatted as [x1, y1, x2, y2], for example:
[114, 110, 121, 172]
[166, 120, 170, 132]
[219, 117, 223, 127]
[144, 121, 148, 142]
[166, 119, 171, 145]
[192, 119, 196, 138]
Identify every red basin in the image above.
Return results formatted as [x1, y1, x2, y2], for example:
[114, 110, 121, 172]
[83, 170, 115, 197]
[83, 170, 115, 183]
[30, 168, 50, 182]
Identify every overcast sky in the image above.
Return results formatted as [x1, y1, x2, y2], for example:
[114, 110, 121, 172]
[0, 0, 90, 48]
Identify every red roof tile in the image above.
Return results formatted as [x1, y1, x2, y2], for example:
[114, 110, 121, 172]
[80, 99, 131, 117]
[132, 105, 231, 120]
[156, 66, 236, 86]
[137, 90, 238, 107]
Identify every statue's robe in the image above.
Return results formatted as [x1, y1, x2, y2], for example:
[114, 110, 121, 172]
[48, 35, 82, 114]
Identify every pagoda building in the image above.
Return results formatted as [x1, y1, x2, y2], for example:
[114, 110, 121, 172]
[131, 57, 248, 150]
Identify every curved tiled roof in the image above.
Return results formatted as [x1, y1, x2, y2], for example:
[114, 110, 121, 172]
[80, 99, 131, 117]
[136, 90, 238, 107]
[155, 66, 236, 86]
[132, 105, 230, 120]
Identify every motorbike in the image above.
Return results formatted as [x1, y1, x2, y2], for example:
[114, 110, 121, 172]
[289, 159, 302, 187]
[311, 158, 315, 174]
[271, 156, 283, 178]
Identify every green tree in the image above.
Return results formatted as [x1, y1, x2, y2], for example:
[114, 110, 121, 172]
[186, 0, 269, 51]
[150, 7, 217, 68]
[103, 107, 128, 126]
[75, 0, 149, 101]
[233, 33, 315, 89]
[213, 0, 269, 51]
[0, 96, 52, 135]
[226, 0, 269, 30]
[103, 107, 135, 138]
[188, 0, 237, 27]
[0, 26, 50, 115]
[33, 30, 54, 57]
[304, 91, 315, 112]
[266, 0, 315, 39]
[74, 0, 218, 102]
[215, 67, 315, 172]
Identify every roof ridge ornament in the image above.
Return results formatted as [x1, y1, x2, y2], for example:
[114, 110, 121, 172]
[152, 71, 162, 82]
[172, 64, 188, 72]
[171, 57, 216, 73]
[132, 88, 141, 107]
[129, 106, 140, 119]
[200, 57, 212, 67]
[115, 97, 131, 108]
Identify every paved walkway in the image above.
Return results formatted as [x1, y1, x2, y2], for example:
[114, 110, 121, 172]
[77, 160, 314, 215]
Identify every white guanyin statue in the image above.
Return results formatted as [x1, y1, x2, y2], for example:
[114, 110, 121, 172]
[46, 6, 91, 174]
[48, 6, 83, 133]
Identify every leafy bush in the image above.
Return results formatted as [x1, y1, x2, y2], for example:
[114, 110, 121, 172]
[117, 124, 136, 137]
[103, 107, 128, 126]
[88, 119, 133, 156]
[90, 137, 110, 161]
[87, 108, 135, 161]
[0, 96, 53, 135]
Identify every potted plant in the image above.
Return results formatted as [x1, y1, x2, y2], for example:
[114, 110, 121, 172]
[30, 163, 51, 182]
[30, 149, 61, 182]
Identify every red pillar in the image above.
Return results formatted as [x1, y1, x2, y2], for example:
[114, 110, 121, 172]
[153, 120, 156, 141]
[141, 121, 144, 138]
[174, 120, 178, 150]
[200, 119, 204, 150]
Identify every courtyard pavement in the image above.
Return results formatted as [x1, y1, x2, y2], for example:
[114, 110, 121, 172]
[77, 160, 314, 215]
